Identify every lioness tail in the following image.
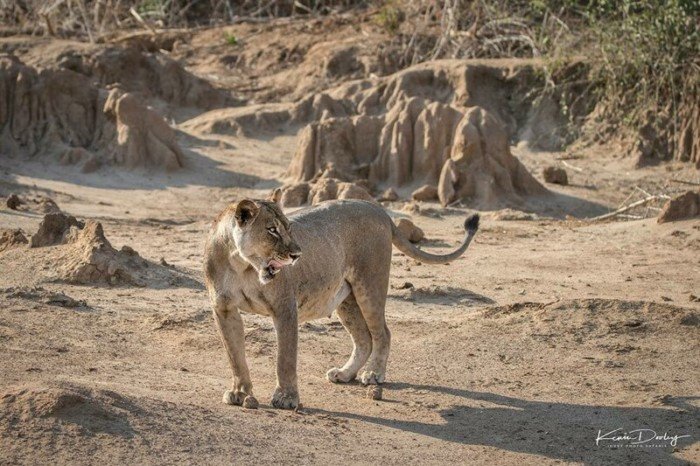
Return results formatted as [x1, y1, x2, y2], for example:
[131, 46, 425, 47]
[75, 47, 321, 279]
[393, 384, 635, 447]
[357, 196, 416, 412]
[391, 214, 479, 264]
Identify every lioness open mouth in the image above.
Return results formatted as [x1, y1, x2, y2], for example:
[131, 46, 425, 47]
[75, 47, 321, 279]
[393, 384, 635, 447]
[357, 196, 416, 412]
[263, 258, 293, 281]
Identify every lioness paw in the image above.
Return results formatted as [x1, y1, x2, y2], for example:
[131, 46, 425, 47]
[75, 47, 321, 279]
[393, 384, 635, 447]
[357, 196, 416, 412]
[271, 387, 299, 410]
[223, 389, 245, 406]
[223, 390, 258, 409]
[326, 367, 355, 383]
[242, 395, 259, 409]
[359, 370, 385, 385]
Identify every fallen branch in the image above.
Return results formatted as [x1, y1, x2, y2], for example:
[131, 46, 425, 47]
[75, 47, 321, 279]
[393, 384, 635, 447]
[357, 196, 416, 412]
[561, 160, 584, 173]
[670, 178, 700, 187]
[129, 7, 156, 35]
[617, 190, 635, 209]
[633, 185, 652, 197]
[589, 195, 671, 222]
[555, 154, 582, 161]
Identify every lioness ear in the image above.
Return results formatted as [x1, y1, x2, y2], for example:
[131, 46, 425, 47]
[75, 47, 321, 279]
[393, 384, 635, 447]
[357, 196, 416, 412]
[234, 199, 259, 227]
[268, 188, 282, 206]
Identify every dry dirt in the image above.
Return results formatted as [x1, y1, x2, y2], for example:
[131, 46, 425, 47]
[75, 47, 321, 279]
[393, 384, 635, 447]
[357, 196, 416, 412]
[1, 22, 699, 466]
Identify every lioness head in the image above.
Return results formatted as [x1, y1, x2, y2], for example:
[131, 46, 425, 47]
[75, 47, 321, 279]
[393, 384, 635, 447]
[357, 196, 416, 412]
[226, 190, 301, 284]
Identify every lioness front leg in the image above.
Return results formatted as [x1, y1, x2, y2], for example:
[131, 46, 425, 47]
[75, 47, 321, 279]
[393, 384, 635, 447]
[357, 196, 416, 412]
[213, 305, 258, 409]
[271, 305, 299, 409]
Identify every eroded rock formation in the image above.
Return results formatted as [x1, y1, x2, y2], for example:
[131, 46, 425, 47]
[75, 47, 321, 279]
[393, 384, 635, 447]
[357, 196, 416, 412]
[286, 92, 547, 208]
[104, 89, 185, 170]
[0, 53, 193, 171]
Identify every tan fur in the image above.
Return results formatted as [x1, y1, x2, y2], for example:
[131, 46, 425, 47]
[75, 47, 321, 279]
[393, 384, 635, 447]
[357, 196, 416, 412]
[204, 193, 479, 409]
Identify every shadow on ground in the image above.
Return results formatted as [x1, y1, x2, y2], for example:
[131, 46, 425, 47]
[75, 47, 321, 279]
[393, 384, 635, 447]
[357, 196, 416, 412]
[520, 192, 610, 219]
[0, 147, 268, 192]
[315, 384, 698, 465]
[389, 286, 495, 306]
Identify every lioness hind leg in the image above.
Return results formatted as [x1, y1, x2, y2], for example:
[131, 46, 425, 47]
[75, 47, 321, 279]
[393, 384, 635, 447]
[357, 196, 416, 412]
[352, 287, 391, 386]
[326, 294, 372, 383]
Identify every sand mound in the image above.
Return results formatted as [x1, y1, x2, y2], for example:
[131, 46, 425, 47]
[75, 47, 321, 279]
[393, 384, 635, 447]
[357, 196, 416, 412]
[0, 383, 133, 438]
[657, 190, 700, 224]
[378, 187, 399, 202]
[437, 107, 547, 207]
[29, 213, 84, 248]
[0, 229, 27, 252]
[57, 222, 150, 285]
[0, 54, 186, 170]
[32, 216, 144, 285]
[3, 194, 62, 214]
[411, 185, 439, 202]
[279, 182, 311, 208]
[0, 55, 106, 160]
[20, 213, 198, 288]
[481, 299, 699, 340]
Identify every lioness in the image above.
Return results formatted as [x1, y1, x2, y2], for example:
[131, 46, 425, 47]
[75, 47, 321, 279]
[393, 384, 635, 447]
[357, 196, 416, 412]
[204, 190, 479, 409]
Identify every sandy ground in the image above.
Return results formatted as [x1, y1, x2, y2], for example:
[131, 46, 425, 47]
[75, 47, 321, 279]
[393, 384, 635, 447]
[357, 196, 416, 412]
[1, 124, 698, 465]
[0, 27, 699, 466]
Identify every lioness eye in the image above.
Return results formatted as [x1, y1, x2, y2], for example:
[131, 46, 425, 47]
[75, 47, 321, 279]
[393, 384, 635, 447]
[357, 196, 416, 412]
[267, 227, 279, 237]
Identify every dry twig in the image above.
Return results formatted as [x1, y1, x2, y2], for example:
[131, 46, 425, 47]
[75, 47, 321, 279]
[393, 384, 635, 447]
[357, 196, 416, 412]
[589, 195, 670, 222]
[670, 178, 700, 187]
[129, 6, 156, 34]
[561, 160, 584, 173]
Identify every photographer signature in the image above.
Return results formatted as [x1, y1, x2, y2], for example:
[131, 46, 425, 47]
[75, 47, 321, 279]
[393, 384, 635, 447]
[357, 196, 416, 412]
[596, 428, 691, 447]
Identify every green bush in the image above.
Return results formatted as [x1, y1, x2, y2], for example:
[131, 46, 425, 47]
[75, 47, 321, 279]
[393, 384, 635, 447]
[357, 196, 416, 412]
[224, 33, 238, 46]
[585, 0, 699, 125]
[374, 1, 404, 34]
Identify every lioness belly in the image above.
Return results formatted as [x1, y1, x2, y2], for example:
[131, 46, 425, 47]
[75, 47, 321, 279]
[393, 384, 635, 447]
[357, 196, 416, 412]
[297, 280, 351, 322]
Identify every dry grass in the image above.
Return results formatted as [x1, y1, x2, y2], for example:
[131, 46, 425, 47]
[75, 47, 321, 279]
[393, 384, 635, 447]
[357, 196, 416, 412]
[1, 0, 697, 165]
[0, 1, 370, 39]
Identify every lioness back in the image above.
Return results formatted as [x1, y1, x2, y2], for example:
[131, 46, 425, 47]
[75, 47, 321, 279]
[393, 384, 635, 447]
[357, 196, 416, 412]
[288, 199, 394, 258]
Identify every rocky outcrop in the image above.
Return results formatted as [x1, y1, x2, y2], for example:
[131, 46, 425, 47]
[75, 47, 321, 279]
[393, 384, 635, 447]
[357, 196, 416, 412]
[411, 185, 439, 202]
[0, 54, 187, 171]
[657, 191, 700, 223]
[543, 166, 568, 185]
[437, 107, 547, 207]
[279, 176, 374, 208]
[103, 89, 185, 170]
[395, 218, 424, 243]
[287, 94, 546, 209]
